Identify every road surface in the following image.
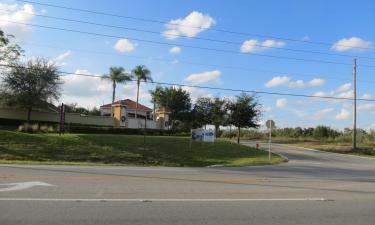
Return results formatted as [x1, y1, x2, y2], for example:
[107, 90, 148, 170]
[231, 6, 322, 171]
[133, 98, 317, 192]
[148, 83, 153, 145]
[0, 142, 374, 225]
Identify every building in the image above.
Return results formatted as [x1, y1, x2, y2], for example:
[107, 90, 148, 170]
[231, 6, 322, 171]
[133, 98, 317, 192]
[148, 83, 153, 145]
[100, 99, 170, 129]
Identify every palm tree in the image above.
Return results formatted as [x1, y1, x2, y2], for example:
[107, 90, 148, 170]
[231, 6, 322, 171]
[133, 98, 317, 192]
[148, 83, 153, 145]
[102, 67, 133, 116]
[132, 65, 152, 119]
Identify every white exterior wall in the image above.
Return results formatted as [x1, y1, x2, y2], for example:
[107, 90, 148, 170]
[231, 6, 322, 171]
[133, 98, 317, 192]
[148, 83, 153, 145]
[127, 118, 158, 129]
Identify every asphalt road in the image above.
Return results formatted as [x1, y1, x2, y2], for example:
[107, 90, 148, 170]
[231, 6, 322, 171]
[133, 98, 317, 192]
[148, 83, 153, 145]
[0, 142, 374, 225]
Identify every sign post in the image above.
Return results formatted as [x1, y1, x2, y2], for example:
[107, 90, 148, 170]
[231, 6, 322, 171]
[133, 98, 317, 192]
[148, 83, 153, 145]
[265, 120, 276, 161]
[59, 103, 65, 136]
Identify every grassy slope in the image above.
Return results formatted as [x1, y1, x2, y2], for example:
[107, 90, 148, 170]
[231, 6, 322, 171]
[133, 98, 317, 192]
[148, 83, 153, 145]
[267, 137, 375, 157]
[0, 130, 285, 167]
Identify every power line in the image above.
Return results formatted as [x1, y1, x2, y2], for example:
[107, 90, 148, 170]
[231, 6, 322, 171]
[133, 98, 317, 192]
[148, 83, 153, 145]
[2, 8, 375, 61]
[21, 41, 357, 82]
[5, 20, 375, 68]
[19, 41, 375, 85]
[16, 0, 375, 52]
[1, 63, 374, 102]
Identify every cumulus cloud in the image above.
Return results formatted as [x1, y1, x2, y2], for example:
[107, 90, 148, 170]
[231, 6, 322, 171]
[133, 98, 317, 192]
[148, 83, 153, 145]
[265, 76, 325, 88]
[240, 39, 285, 53]
[358, 103, 375, 111]
[313, 108, 334, 120]
[169, 46, 181, 54]
[335, 108, 350, 120]
[362, 94, 373, 100]
[114, 39, 136, 53]
[48, 50, 71, 67]
[308, 78, 325, 87]
[288, 80, 305, 89]
[184, 70, 221, 85]
[0, 3, 36, 42]
[265, 76, 290, 88]
[336, 83, 351, 92]
[181, 86, 212, 102]
[276, 98, 287, 108]
[61, 69, 152, 108]
[162, 11, 215, 39]
[332, 37, 373, 52]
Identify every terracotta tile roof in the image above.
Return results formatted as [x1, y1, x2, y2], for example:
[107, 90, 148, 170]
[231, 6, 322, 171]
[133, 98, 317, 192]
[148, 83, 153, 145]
[100, 99, 152, 111]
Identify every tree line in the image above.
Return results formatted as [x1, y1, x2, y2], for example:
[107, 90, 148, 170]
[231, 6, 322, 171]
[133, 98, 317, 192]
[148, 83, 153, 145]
[0, 28, 262, 141]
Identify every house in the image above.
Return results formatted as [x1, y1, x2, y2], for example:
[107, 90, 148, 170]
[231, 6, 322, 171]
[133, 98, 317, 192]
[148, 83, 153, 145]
[100, 99, 170, 129]
[100, 99, 153, 119]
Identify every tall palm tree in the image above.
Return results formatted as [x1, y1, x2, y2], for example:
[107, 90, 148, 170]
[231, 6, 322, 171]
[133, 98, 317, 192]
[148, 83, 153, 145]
[132, 65, 152, 119]
[102, 66, 133, 116]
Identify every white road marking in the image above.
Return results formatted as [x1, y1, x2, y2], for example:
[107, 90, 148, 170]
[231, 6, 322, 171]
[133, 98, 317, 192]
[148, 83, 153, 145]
[0, 198, 327, 202]
[0, 182, 55, 192]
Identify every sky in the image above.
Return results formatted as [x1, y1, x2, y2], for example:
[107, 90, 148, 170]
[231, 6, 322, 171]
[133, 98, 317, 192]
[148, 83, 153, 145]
[1, 0, 375, 130]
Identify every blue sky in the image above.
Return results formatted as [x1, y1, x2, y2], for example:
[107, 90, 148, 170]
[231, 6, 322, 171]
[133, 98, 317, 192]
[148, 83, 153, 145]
[1, 0, 375, 130]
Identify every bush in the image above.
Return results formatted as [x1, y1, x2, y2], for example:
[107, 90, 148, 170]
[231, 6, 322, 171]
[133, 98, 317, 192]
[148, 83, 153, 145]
[18, 123, 56, 133]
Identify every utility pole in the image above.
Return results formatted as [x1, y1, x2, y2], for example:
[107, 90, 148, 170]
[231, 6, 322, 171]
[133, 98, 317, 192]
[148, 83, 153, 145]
[352, 58, 357, 150]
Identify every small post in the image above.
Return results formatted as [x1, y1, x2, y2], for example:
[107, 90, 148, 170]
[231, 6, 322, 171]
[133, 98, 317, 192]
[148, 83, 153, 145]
[352, 58, 357, 150]
[269, 123, 272, 161]
[143, 117, 146, 148]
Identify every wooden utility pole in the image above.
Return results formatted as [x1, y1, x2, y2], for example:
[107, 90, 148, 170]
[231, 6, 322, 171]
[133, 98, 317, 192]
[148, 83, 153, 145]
[352, 58, 357, 150]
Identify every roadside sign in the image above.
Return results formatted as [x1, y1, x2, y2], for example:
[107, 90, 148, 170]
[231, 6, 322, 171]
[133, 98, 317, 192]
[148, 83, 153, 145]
[266, 120, 276, 129]
[191, 129, 215, 142]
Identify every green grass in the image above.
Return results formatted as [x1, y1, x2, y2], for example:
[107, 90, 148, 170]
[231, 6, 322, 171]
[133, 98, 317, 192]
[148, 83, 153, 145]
[0, 130, 285, 167]
[265, 137, 375, 157]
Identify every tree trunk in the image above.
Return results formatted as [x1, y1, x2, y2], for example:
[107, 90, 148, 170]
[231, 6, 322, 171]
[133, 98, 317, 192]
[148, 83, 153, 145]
[215, 124, 219, 138]
[27, 108, 32, 123]
[111, 81, 116, 117]
[135, 80, 140, 119]
[237, 127, 240, 144]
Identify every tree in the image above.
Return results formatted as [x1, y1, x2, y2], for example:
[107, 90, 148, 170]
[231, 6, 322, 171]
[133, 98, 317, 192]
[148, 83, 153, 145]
[132, 65, 152, 119]
[192, 97, 212, 129]
[0, 29, 23, 64]
[102, 67, 132, 115]
[210, 97, 228, 137]
[149, 86, 191, 130]
[227, 93, 261, 144]
[0, 58, 61, 123]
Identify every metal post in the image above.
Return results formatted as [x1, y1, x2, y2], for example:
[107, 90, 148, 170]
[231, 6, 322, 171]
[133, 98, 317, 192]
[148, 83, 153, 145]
[269, 124, 272, 161]
[353, 58, 357, 150]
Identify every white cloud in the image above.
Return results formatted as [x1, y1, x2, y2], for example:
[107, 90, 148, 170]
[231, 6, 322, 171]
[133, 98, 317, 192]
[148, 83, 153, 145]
[181, 86, 212, 102]
[335, 108, 350, 120]
[288, 80, 305, 89]
[48, 50, 71, 67]
[313, 108, 334, 120]
[184, 70, 221, 85]
[262, 106, 272, 112]
[0, 3, 36, 42]
[114, 39, 135, 53]
[336, 91, 353, 99]
[162, 11, 215, 39]
[265, 76, 325, 89]
[265, 76, 290, 88]
[308, 78, 325, 87]
[276, 98, 287, 108]
[54, 50, 71, 62]
[61, 69, 152, 108]
[362, 94, 372, 100]
[169, 46, 181, 54]
[358, 104, 375, 111]
[332, 37, 373, 52]
[240, 39, 285, 53]
[336, 83, 351, 92]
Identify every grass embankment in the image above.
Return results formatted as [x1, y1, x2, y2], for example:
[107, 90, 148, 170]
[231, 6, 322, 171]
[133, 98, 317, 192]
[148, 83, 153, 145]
[0, 130, 285, 167]
[269, 137, 375, 157]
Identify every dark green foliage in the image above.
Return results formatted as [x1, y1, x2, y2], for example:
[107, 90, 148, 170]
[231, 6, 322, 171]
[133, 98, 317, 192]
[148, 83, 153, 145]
[150, 86, 192, 129]
[0, 58, 61, 122]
